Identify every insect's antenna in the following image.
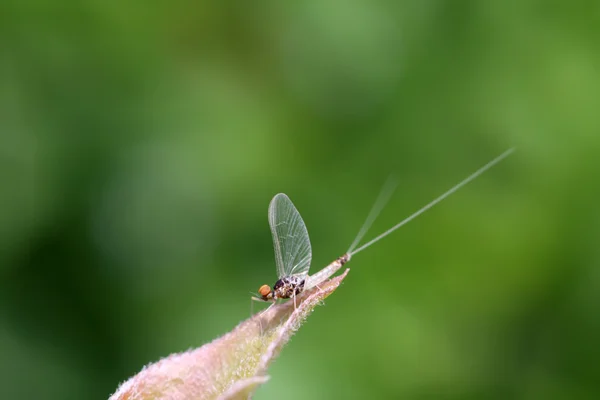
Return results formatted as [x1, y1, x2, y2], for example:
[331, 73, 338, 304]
[347, 175, 398, 254]
[349, 148, 515, 257]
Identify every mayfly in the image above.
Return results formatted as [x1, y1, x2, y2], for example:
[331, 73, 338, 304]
[254, 148, 515, 309]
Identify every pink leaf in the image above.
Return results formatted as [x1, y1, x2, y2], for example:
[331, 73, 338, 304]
[110, 269, 350, 400]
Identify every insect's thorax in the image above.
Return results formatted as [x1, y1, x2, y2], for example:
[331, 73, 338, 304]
[273, 276, 305, 299]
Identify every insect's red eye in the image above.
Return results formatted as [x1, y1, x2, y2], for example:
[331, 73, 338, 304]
[258, 285, 271, 297]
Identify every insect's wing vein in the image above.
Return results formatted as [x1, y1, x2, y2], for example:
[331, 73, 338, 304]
[268, 193, 312, 278]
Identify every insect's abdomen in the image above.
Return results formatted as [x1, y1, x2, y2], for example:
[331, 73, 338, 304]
[305, 254, 350, 290]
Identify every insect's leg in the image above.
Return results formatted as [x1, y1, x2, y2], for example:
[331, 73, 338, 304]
[264, 299, 277, 315]
[251, 297, 273, 334]
[251, 296, 266, 317]
[250, 296, 263, 333]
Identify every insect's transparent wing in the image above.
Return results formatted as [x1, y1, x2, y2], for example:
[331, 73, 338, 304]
[268, 193, 312, 278]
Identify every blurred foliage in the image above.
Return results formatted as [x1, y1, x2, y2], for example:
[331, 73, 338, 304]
[1, 1, 599, 399]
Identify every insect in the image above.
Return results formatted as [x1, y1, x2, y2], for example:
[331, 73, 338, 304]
[254, 148, 515, 310]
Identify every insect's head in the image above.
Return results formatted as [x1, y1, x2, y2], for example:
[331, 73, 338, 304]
[258, 284, 273, 301]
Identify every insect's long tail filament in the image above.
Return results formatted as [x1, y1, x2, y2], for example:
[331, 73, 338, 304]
[347, 175, 398, 255]
[349, 148, 515, 257]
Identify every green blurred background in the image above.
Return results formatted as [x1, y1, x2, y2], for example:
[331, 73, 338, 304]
[2, 1, 600, 399]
